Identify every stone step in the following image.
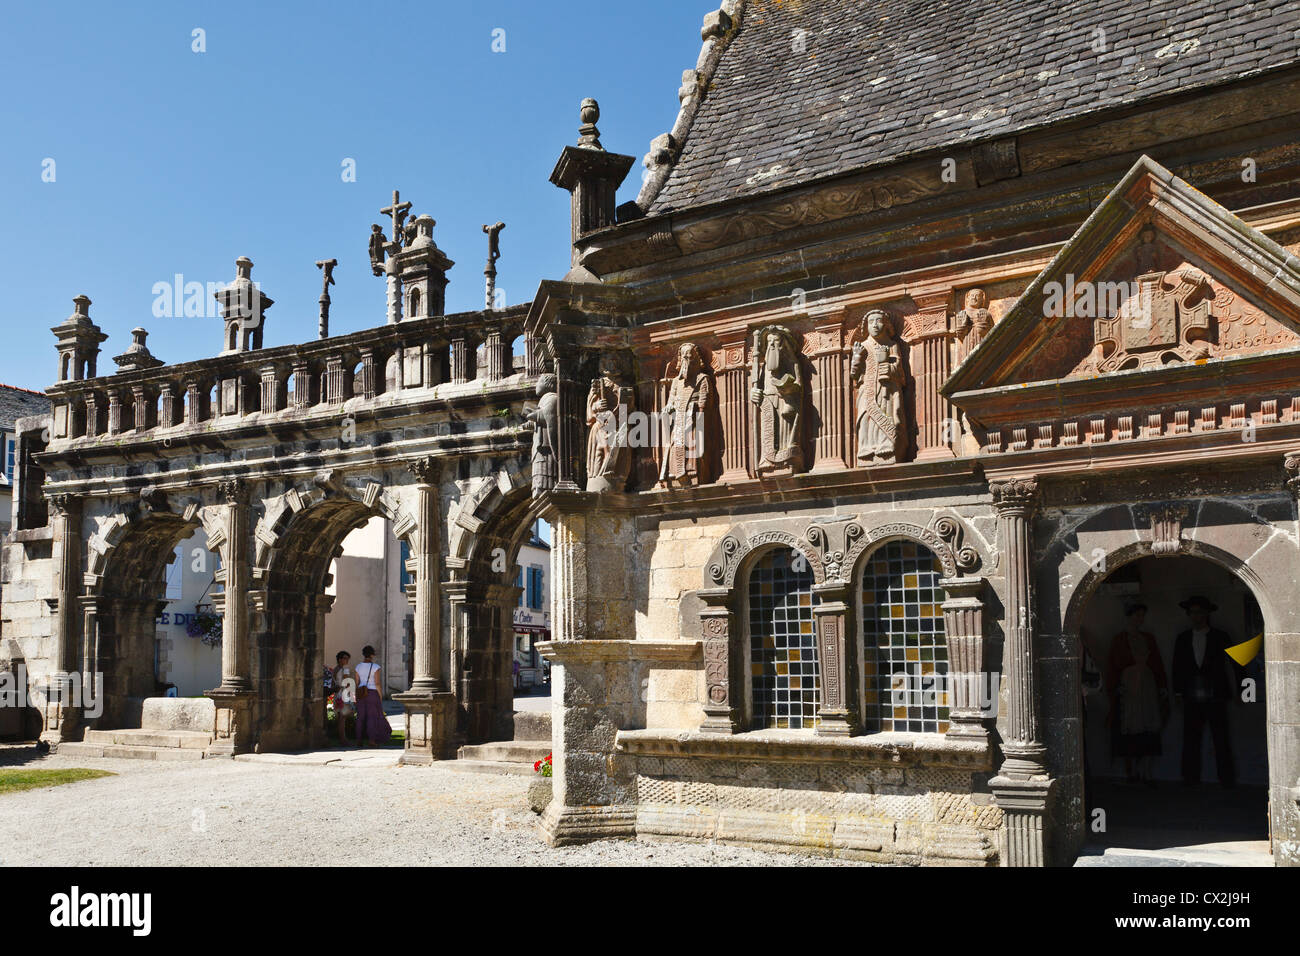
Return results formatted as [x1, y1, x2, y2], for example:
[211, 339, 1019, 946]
[83, 729, 212, 749]
[441, 759, 537, 777]
[58, 741, 206, 761]
[456, 741, 551, 764]
[512, 710, 552, 742]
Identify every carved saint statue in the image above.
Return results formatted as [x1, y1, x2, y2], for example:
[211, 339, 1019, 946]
[659, 342, 712, 488]
[525, 374, 559, 497]
[750, 326, 805, 475]
[585, 359, 635, 493]
[368, 224, 387, 276]
[953, 288, 994, 355]
[851, 309, 907, 465]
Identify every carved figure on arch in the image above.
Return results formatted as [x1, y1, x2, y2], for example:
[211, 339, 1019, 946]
[659, 342, 714, 488]
[525, 374, 559, 497]
[585, 357, 635, 493]
[749, 325, 805, 476]
[851, 309, 908, 465]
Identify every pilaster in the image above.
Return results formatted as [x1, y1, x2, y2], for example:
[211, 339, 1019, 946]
[812, 580, 858, 736]
[699, 587, 741, 734]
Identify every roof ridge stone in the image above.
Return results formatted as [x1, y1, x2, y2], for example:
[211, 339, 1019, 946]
[633, 0, 746, 213]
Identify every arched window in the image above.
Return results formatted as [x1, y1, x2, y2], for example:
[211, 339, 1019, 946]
[861, 540, 949, 733]
[409, 287, 422, 318]
[748, 548, 819, 730]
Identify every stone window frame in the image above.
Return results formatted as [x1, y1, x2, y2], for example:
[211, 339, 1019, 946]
[854, 537, 953, 735]
[743, 544, 822, 732]
[701, 516, 988, 741]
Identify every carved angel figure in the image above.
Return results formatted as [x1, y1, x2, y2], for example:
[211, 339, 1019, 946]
[749, 326, 805, 475]
[851, 309, 907, 465]
[659, 343, 712, 487]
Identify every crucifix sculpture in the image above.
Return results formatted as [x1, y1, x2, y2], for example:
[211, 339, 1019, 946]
[380, 189, 413, 250]
[483, 221, 505, 310]
[315, 258, 337, 338]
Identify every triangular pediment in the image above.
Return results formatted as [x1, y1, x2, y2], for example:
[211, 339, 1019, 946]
[944, 156, 1300, 399]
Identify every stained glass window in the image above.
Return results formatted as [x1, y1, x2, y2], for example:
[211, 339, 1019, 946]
[861, 540, 949, 733]
[749, 548, 819, 730]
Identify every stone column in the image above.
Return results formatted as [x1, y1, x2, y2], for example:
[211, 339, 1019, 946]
[395, 457, 456, 764]
[484, 330, 505, 381]
[813, 580, 857, 736]
[40, 495, 81, 745]
[809, 323, 851, 473]
[715, 340, 751, 482]
[549, 509, 588, 642]
[408, 458, 443, 692]
[939, 576, 989, 740]
[206, 479, 256, 756]
[699, 587, 740, 734]
[552, 352, 584, 492]
[988, 476, 1053, 866]
[358, 349, 377, 400]
[80, 597, 100, 721]
[906, 292, 958, 460]
[385, 255, 403, 325]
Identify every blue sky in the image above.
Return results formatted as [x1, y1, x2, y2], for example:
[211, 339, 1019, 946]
[0, 0, 708, 389]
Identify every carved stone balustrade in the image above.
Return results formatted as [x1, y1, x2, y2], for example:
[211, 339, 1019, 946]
[43, 304, 530, 445]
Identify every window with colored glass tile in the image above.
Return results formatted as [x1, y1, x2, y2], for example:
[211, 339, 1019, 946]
[860, 540, 949, 733]
[748, 548, 819, 730]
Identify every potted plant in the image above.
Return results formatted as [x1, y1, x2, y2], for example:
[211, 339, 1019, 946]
[528, 752, 553, 814]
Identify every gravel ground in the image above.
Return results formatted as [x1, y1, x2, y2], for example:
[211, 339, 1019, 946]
[0, 747, 855, 867]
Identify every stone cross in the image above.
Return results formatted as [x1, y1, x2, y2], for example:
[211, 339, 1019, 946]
[380, 190, 412, 249]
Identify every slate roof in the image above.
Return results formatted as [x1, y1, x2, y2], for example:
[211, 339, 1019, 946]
[0, 385, 50, 430]
[649, 0, 1300, 214]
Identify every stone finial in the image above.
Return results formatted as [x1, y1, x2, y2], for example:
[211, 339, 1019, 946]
[215, 256, 274, 354]
[113, 327, 164, 372]
[407, 215, 438, 250]
[52, 293, 108, 382]
[235, 256, 253, 280]
[68, 295, 92, 325]
[578, 98, 602, 149]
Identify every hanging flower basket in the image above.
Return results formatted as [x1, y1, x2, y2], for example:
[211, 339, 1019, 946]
[186, 610, 222, 647]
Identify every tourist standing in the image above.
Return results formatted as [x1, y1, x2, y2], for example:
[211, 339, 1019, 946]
[332, 651, 356, 746]
[355, 645, 388, 747]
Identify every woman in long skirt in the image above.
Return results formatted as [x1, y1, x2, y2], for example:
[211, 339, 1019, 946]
[354, 645, 388, 747]
[1105, 603, 1169, 785]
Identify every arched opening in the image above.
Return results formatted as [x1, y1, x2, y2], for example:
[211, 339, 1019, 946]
[91, 513, 207, 729]
[257, 494, 410, 751]
[409, 287, 422, 319]
[745, 547, 819, 730]
[1076, 554, 1270, 863]
[858, 539, 949, 734]
[454, 476, 550, 748]
[321, 515, 410, 746]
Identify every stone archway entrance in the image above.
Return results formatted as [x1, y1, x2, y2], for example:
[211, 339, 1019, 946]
[1072, 554, 1271, 864]
[82, 509, 205, 731]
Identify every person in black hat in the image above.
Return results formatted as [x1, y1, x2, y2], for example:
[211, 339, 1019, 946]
[1170, 595, 1239, 787]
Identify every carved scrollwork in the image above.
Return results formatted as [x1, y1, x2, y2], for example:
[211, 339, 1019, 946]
[864, 522, 960, 578]
[1285, 451, 1300, 500]
[990, 476, 1039, 514]
[1136, 502, 1189, 556]
[933, 515, 981, 572]
[704, 529, 823, 588]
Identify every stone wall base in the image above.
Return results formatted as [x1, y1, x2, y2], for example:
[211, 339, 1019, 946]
[539, 803, 637, 846]
[634, 804, 997, 864]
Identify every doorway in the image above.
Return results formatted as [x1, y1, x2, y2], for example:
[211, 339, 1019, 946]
[1077, 555, 1270, 864]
